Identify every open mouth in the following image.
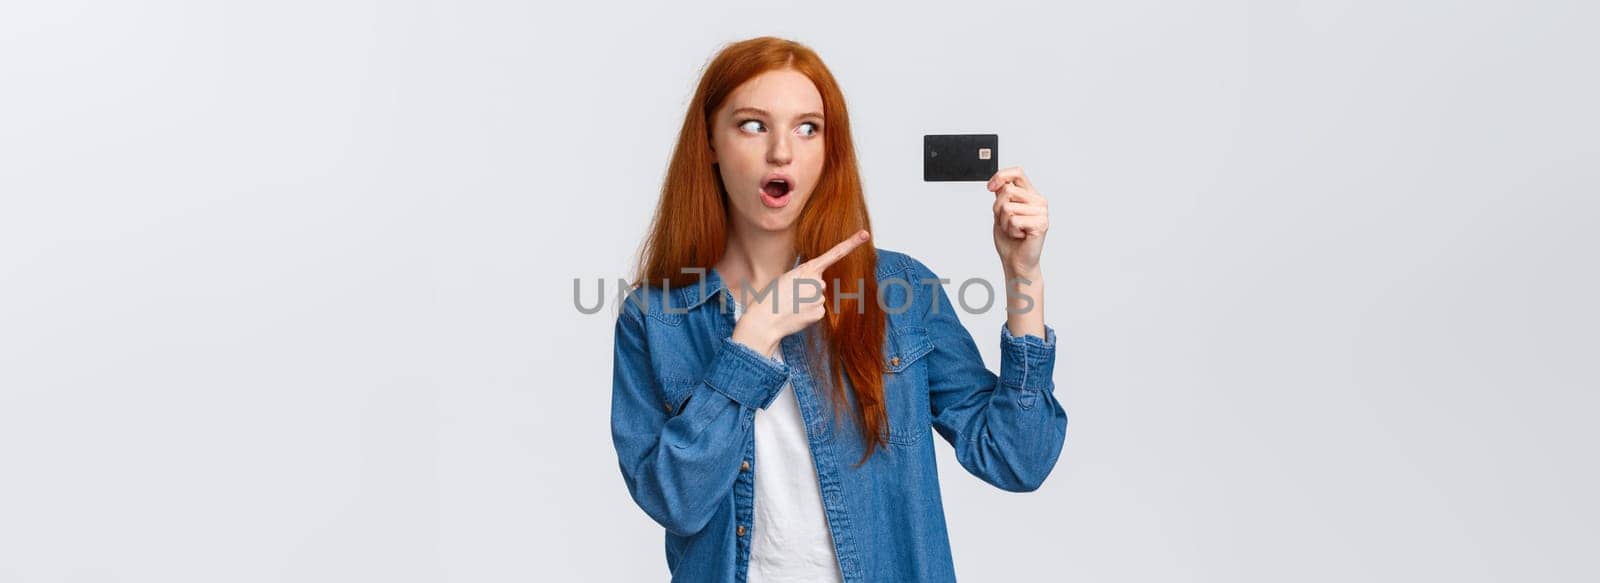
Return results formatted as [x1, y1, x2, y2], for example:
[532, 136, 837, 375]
[761, 178, 792, 198]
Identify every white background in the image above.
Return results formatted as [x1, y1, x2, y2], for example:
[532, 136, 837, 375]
[2, 0, 1596, 581]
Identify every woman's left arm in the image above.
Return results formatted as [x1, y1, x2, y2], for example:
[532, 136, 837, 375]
[921, 166, 1066, 492]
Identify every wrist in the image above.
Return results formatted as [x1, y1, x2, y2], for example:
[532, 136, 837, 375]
[1004, 264, 1042, 282]
[1003, 266, 1045, 325]
[730, 325, 778, 356]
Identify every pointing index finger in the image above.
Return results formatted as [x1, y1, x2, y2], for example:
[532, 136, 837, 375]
[804, 230, 869, 272]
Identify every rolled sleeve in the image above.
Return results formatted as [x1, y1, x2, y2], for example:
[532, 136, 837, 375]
[999, 323, 1057, 392]
[702, 337, 791, 409]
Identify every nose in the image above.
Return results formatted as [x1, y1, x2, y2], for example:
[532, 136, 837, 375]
[765, 131, 792, 166]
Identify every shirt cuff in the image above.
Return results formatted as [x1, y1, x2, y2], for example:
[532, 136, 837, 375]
[999, 323, 1057, 392]
[703, 337, 791, 409]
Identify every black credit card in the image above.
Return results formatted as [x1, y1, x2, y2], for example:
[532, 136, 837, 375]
[923, 134, 998, 182]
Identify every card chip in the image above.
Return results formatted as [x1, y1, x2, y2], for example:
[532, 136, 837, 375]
[978, 148, 992, 160]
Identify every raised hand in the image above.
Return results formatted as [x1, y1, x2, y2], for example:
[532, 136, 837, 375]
[729, 229, 870, 356]
[988, 166, 1049, 275]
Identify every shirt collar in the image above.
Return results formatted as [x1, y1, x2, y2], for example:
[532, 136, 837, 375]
[678, 265, 728, 312]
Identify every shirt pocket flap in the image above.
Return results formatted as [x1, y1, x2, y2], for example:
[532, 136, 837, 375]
[659, 377, 698, 416]
[884, 326, 934, 373]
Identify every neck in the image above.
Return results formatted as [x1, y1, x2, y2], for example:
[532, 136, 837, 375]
[718, 226, 797, 304]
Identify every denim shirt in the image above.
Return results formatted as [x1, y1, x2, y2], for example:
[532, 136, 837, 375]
[610, 248, 1068, 582]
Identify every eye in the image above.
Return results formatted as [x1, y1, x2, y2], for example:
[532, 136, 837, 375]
[796, 122, 821, 136]
[738, 119, 765, 133]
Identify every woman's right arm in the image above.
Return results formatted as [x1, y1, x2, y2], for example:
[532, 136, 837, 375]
[609, 301, 790, 536]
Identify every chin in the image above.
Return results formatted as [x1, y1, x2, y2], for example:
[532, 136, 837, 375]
[742, 198, 806, 232]
[754, 217, 797, 232]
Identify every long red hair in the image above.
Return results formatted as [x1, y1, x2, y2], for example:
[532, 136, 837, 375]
[630, 36, 888, 463]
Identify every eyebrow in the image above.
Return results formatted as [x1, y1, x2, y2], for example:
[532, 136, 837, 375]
[730, 106, 824, 121]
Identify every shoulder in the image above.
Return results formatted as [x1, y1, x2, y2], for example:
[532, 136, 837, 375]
[872, 246, 936, 281]
[616, 281, 681, 327]
[871, 247, 948, 321]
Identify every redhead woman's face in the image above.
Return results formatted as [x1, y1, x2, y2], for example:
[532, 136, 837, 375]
[709, 68, 826, 235]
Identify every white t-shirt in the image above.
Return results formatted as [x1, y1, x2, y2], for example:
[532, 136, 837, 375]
[731, 298, 845, 583]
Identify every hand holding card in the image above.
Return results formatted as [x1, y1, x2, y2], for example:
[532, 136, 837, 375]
[989, 165, 1049, 338]
[988, 165, 1048, 276]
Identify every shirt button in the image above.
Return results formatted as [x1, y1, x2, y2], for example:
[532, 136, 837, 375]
[740, 460, 750, 472]
[663, 401, 672, 413]
[737, 525, 747, 537]
[890, 356, 901, 367]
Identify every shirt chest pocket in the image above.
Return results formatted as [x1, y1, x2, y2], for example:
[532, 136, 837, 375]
[881, 326, 934, 446]
[658, 377, 717, 448]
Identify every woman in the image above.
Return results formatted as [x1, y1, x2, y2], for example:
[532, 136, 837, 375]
[611, 36, 1068, 582]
